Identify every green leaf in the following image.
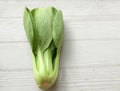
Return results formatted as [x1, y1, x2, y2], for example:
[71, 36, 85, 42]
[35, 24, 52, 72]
[53, 10, 64, 50]
[23, 7, 34, 48]
[31, 8, 53, 52]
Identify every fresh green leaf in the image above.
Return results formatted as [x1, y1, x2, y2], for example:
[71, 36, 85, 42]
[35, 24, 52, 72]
[53, 10, 64, 50]
[23, 7, 34, 48]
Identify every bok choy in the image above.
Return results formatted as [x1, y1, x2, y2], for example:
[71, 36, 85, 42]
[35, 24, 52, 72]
[23, 7, 64, 89]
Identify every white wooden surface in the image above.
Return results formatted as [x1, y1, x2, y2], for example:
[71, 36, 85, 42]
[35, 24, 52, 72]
[0, 0, 120, 91]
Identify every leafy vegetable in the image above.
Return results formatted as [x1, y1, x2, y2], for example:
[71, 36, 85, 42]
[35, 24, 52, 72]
[23, 7, 64, 89]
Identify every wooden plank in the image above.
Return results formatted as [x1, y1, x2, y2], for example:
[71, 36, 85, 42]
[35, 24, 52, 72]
[0, 40, 120, 69]
[0, 66, 120, 91]
[0, 0, 120, 18]
[1, 18, 120, 41]
[1, 0, 120, 41]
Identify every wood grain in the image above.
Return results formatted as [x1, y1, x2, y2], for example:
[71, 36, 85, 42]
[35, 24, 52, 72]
[0, 0, 120, 18]
[1, 40, 120, 69]
[0, 66, 120, 91]
[1, 18, 120, 41]
[0, 0, 120, 91]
